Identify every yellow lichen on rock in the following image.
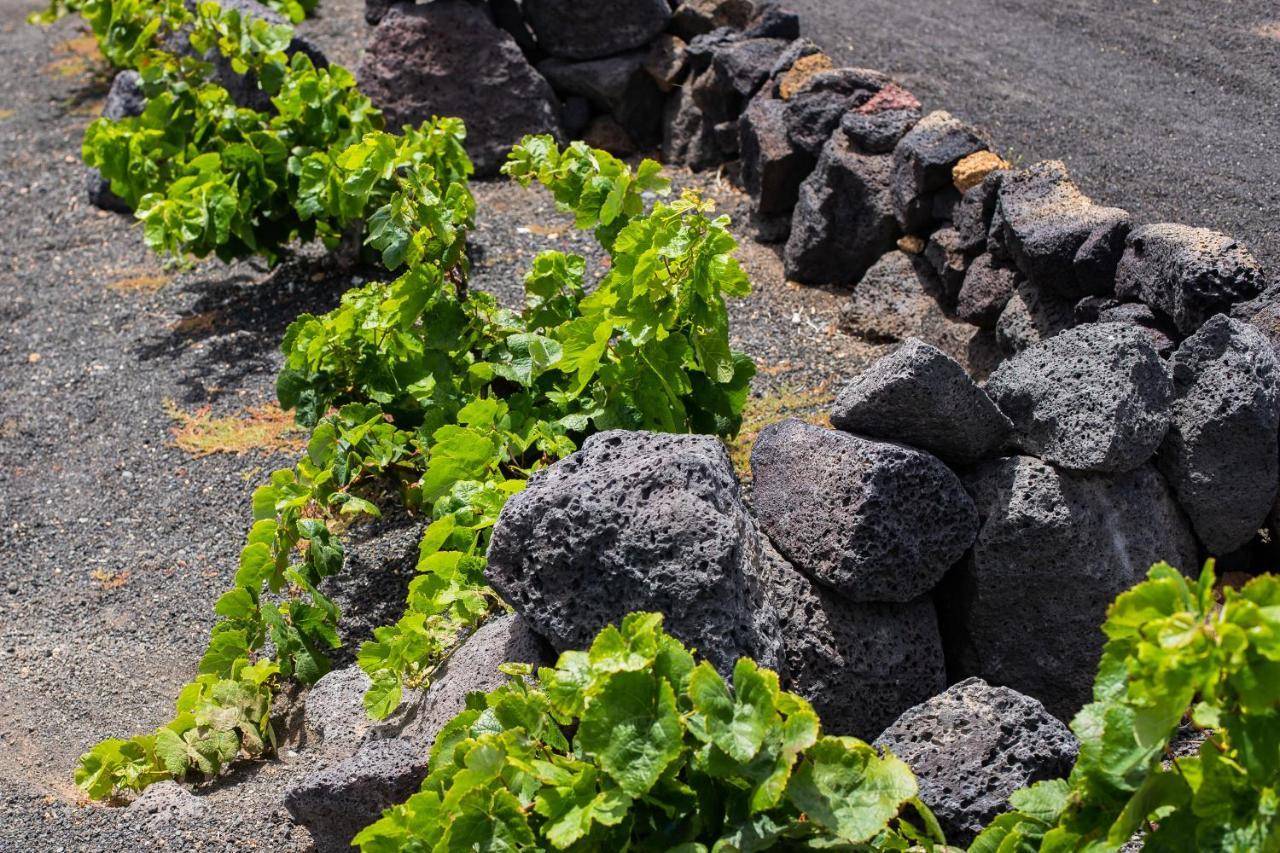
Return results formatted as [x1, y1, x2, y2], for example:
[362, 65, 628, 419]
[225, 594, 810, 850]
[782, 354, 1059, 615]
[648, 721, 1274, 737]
[953, 150, 1010, 192]
[779, 53, 834, 100]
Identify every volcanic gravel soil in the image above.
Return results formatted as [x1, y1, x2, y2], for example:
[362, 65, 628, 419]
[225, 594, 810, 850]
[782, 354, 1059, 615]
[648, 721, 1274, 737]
[0, 1, 876, 848]
[790, 0, 1280, 269]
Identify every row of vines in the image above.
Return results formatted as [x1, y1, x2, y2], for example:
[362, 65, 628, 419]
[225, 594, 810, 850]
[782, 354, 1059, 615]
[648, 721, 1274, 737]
[35, 0, 1280, 850]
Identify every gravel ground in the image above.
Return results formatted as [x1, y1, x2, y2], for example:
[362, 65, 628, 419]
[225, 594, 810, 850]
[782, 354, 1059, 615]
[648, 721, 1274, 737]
[0, 1, 875, 849]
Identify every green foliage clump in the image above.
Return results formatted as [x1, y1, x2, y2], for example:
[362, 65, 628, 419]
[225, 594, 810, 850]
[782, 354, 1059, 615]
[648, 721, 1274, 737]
[971, 561, 1280, 852]
[74, 139, 760, 799]
[354, 613, 947, 852]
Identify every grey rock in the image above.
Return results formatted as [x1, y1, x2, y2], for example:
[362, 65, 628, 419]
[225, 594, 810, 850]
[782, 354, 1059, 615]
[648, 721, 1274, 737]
[994, 280, 1076, 355]
[830, 338, 1012, 466]
[303, 666, 376, 757]
[840, 251, 990, 371]
[957, 253, 1019, 329]
[126, 782, 209, 833]
[643, 33, 689, 92]
[948, 455, 1198, 718]
[662, 78, 721, 170]
[285, 738, 429, 853]
[782, 67, 889, 157]
[955, 170, 1006, 253]
[1159, 315, 1280, 553]
[709, 36, 792, 101]
[524, 0, 671, 60]
[1076, 300, 1179, 358]
[538, 51, 664, 144]
[924, 226, 970, 302]
[765, 545, 946, 740]
[986, 322, 1173, 472]
[1115, 224, 1266, 336]
[561, 95, 592, 137]
[994, 161, 1130, 299]
[784, 132, 897, 285]
[485, 431, 784, 674]
[739, 95, 813, 215]
[874, 678, 1078, 845]
[1074, 215, 1131, 293]
[892, 111, 987, 234]
[670, 0, 756, 41]
[287, 615, 552, 851]
[385, 614, 556, 743]
[743, 0, 800, 38]
[767, 36, 821, 81]
[358, 2, 562, 177]
[840, 107, 921, 155]
[750, 419, 978, 602]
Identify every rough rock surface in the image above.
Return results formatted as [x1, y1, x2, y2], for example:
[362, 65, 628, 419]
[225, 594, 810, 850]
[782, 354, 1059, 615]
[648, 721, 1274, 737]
[994, 280, 1076, 354]
[952, 150, 1008, 193]
[782, 67, 889, 157]
[1115, 223, 1266, 336]
[986, 322, 1172, 472]
[874, 678, 1078, 845]
[287, 615, 552, 851]
[126, 781, 210, 833]
[830, 339, 1011, 465]
[670, 0, 756, 41]
[948, 456, 1198, 719]
[1159, 315, 1280, 553]
[751, 419, 978, 602]
[358, 2, 562, 176]
[485, 431, 784, 673]
[537, 51, 664, 144]
[840, 105, 921, 155]
[892, 110, 987, 233]
[957, 253, 1019, 329]
[285, 738, 429, 853]
[784, 132, 897, 285]
[840, 251, 996, 372]
[739, 95, 813, 215]
[765, 545, 946, 739]
[955, 170, 1005, 253]
[524, 0, 671, 60]
[924, 226, 969, 301]
[994, 161, 1130, 299]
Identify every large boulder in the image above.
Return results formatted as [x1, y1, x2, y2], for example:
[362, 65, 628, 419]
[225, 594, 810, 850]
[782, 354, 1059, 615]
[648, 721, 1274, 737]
[874, 678, 1078, 845]
[1115, 224, 1266, 336]
[830, 339, 1012, 466]
[765, 546, 946, 740]
[986, 322, 1172, 472]
[738, 94, 814, 215]
[524, 0, 671, 60]
[537, 51, 664, 145]
[947, 455, 1198, 719]
[485, 431, 784, 674]
[750, 419, 978, 603]
[784, 133, 898, 286]
[1159, 315, 1280, 553]
[993, 161, 1130, 299]
[285, 615, 554, 851]
[358, 2, 562, 177]
[891, 111, 987, 234]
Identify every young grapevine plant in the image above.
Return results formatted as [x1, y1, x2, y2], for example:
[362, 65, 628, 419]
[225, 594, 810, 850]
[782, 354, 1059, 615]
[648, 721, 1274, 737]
[76, 139, 760, 799]
[971, 561, 1280, 852]
[353, 612, 950, 852]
